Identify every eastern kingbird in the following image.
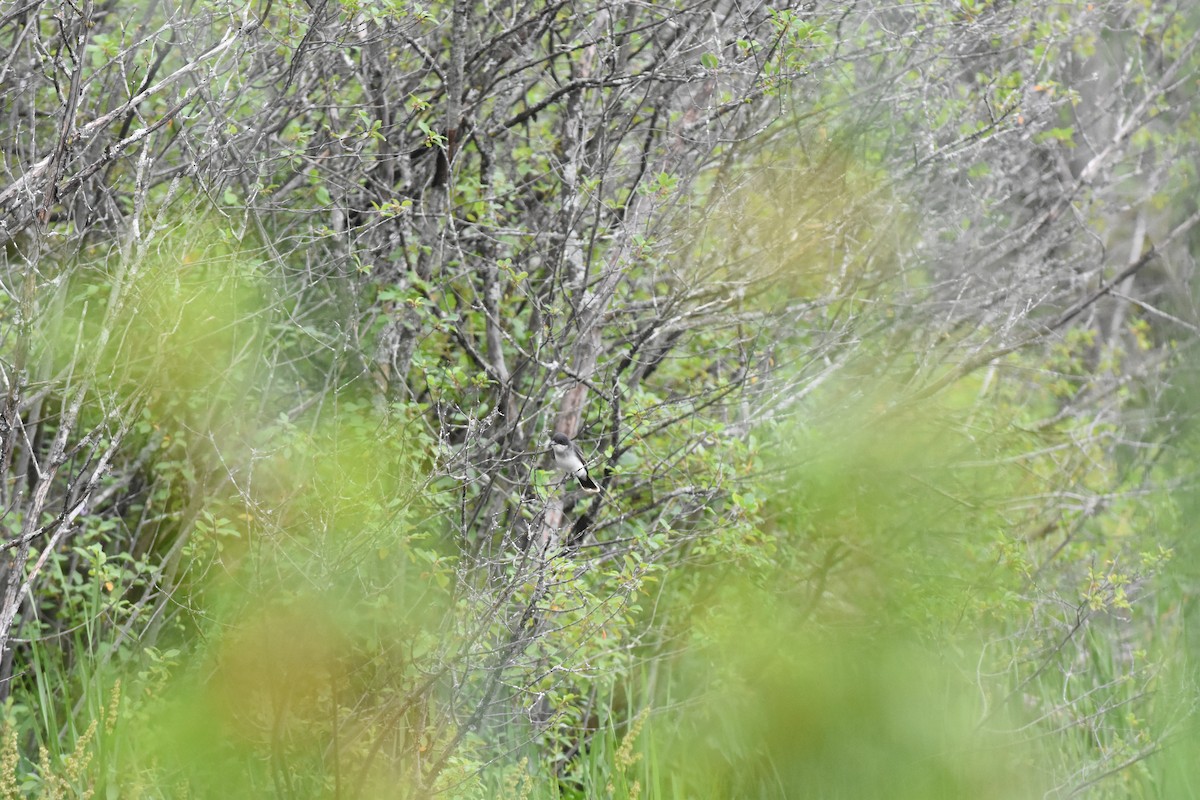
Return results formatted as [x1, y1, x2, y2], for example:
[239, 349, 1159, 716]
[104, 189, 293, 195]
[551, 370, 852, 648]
[550, 433, 601, 493]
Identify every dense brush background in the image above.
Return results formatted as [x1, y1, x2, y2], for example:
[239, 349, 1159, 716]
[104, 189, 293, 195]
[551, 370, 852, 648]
[2, 0, 1200, 797]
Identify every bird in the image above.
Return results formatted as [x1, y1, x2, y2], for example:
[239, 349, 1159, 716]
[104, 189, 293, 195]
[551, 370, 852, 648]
[549, 432, 601, 493]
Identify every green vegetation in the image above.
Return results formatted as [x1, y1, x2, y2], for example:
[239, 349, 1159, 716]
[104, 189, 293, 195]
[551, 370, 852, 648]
[2, 0, 1199, 797]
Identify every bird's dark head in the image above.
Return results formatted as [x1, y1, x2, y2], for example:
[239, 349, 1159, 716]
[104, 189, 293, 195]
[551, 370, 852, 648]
[550, 433, 571, 447]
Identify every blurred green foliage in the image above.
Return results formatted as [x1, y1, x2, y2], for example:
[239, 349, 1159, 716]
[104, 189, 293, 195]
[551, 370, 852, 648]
[4, 1, 1200, 798]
